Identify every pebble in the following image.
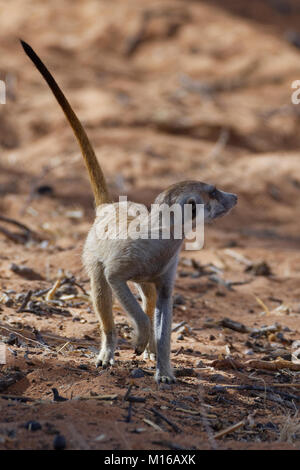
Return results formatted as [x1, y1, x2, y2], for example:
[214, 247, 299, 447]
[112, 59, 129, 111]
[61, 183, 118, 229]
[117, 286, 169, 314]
[25, 421, 42, 432]
[130, 368, 145, 379]
[53, 434, 66, 450]
[244, 349, 254, 356]
[173, 294, 186, 306]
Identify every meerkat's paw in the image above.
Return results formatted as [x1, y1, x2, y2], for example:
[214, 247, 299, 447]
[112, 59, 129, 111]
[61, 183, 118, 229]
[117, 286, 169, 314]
[143, 349, 156, 361]
[134, 318, 151, 356]
[95, 348, 115, 369]
[95, 331, 116, 368]
[155, 368, 176, 384]
[143, 334, 156, 361]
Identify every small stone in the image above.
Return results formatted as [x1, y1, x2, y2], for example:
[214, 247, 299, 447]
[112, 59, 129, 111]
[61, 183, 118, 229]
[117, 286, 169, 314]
[132, 428, 146, 434]
[130, 368, 145, 379]
[173, 294, 186, 306]
[178, 271, 189, 278]
[53, 434, 66, 450]
[25, 420, 42, 431]
[4, 333, 19, 346]
[244, 349, 254, 356]
[285, 30, 300, 49]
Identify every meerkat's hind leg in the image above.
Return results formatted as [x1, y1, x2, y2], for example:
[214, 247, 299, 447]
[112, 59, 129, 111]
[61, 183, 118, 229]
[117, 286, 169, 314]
[135, 282, 157, 361]
[106, 273, 150, 355]
[90, 264, 116, 368]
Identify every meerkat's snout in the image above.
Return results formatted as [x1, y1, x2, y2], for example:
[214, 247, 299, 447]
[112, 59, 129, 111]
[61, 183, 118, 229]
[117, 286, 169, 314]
[204, 188, 238, 221]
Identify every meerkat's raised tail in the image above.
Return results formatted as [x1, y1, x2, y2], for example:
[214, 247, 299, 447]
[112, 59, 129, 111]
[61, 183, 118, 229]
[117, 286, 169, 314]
[20, 40, 111, 207]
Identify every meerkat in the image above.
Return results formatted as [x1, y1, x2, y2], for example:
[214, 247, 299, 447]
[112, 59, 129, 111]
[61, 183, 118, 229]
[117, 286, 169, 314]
[21, 40, 237, 383]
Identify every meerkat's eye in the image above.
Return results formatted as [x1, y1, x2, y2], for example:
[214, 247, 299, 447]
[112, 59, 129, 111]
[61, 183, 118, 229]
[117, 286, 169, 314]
[186, 199, 197, 218]
[209, 187, 218, 199]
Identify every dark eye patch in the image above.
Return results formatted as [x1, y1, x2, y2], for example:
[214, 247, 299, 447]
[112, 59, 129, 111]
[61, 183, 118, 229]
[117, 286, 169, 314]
[190, 200, 197, 218]
[209, 188, 218, 199]
[186, 199, 197, 218]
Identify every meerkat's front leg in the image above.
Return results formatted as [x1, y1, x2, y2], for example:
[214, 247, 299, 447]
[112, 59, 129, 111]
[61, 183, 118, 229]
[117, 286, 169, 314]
[106, 274, 151, 355]
[153, 256, 180, 384]
[135, 282, 157, 361]
[90, 265, 116, 368]
[154, 290, 175, 383]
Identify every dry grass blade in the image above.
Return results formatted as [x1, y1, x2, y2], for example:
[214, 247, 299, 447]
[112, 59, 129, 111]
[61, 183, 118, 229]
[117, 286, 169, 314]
[278, 412, 300, 443]
[46, 278, 62, 301]
[254, 295, 271, 315]
[143, 418, 163, 432]
[76, 394, 118, 401]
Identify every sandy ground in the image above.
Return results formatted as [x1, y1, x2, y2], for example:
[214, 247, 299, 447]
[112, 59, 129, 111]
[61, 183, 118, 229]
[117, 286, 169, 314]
[0, 0, 300, 450]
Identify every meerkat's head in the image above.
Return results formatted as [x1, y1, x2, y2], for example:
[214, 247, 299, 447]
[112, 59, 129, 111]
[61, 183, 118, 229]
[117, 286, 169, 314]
[154, 180, 237, 225]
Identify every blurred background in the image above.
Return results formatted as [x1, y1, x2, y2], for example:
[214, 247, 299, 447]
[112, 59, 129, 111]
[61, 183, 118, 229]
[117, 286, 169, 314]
[0, 0, 300, 246]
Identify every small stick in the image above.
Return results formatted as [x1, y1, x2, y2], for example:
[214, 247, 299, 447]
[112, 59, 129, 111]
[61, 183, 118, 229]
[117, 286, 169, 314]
[224, 249, 252, 266]
[60, 294, 90, 302]
[46, 278, 62, 301]
[219, 318, 252, 334]
[127, 396, 146, 403]
[172, 321, 187, 332]
[76, 394, 118, 401]
[123, 385, 133, 401]
[0, 215, 34, 236]
[270, 383, 300, 388]
[0, 394, 35, 402]
[125, 401, 133, 423]
[33, 277, 71, 298]
[56, 341, 70, 353]
[0, 226, 26, 244]
[17, 290, 32, 313]
[213, 384, 299, 402]
[209, 274, 252, 291]
[175, 407, 217, 418]
[174, 346, 184, 356]
[211, 358, 300, 372]
[214, 419, 245, 440]
[250, 323, 280, 337]
[71, 280, 89, 297]
[0, 323, 52, 350]
[150, 408, 181, 433]
[143, 418, 164, 432]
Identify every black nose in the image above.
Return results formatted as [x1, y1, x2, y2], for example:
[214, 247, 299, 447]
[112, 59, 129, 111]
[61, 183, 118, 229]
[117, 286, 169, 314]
[231, 193, 238, 205]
